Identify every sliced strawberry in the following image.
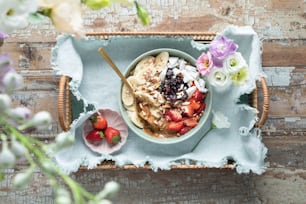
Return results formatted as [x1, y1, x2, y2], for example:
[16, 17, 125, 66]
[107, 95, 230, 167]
[164, 109, 182, 122]
[167, 121, 184, 132]
[196, 103, 206, 115]
[189, 99, 201, 111]
[179, 126, 192, 135]
[181, 105, 194, 118]
[193, 89, 204, 102]
[183, 118, 198, 127]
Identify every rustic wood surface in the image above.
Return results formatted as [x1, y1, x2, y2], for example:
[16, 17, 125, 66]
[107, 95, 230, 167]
[1, 0, 306, 203]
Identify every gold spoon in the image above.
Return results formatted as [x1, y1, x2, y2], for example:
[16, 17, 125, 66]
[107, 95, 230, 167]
[98, 47, 136, 98]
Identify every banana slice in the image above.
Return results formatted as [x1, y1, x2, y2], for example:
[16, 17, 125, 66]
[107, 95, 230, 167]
[133, 56, 155, 84]
[121, 77, 135, 108]
[155, 51, 169, 73]
[127, 109, 144, 128]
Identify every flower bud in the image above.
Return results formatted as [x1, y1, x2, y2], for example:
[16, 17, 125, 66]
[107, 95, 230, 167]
[11, 136, 28, 158]
[31, 111, 52, 129]
[0, 134, 16, 168]
[0, 94, 11, 112]
[8, 107, 32, 124]
[55, 187, 72, 204]
[96, 181, 120, 199]
[97, 199, 112, 204]
[54, 132, 75, 150]
[19, 111, 52, 130]
[3, 72, 23, 93]
[13, 167, 34, 190]
[0, 54, 14, 78]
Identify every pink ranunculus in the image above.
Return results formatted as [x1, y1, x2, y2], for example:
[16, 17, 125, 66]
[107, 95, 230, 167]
[196, 51, 213, 76]
[209, 36, 238, 67]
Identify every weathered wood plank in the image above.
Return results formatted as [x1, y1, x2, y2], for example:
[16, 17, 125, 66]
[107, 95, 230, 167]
[1, 0, 304, 43]
[1, 167, 305, 204]
[262, 41, 306, 67]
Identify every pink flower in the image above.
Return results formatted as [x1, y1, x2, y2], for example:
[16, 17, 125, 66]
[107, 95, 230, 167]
[196, 51, 213, 76]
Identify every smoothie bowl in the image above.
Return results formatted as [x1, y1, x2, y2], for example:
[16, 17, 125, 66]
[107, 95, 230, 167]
[119, 48, 212, 144]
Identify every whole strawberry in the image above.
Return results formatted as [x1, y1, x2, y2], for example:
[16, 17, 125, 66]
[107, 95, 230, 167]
[86, 129, 104, 146]
[104, 127, 121, 145]
[91, 114, 108, 130]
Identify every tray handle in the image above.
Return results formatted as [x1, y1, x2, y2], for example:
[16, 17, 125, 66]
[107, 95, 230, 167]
[58, 75, 72, 131]
[252, 77, 270, 127]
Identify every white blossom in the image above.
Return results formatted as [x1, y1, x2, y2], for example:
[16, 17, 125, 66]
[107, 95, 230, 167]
[0, 134, 16, 168]
[3, 72, 23, 93]
[55, 187, 72, 204]
[207, 68, 232, 92]
[224, 52, 247, 73]
[39, 0, 85, 38]
[11, 136, 28, 158]
[0, 0, 38, 34]
[13, 167, 34, 190]
[0, 93, 11, 112]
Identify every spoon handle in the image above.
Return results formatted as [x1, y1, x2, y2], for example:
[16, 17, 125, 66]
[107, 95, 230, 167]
[98, 48, 134, 94]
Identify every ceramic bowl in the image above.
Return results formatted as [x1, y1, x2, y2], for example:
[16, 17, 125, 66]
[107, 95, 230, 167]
[119, 48, 212, 144]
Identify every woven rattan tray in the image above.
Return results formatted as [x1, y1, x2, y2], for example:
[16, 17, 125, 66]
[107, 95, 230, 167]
[57, 32, 269, 169]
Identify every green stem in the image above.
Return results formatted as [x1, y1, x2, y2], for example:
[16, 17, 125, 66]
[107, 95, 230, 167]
[191, 127, 213, 152]
[1, 119, 95, 203]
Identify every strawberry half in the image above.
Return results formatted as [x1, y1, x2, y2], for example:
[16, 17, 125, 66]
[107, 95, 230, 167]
[86, 129, 104, 146]
[164, 109, 182, 122]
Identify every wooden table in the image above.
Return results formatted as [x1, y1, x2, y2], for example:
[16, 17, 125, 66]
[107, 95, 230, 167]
[1, 1, 305, 203]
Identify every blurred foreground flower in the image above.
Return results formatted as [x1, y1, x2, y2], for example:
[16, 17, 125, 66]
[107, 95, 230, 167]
[0, 0, 38, 34]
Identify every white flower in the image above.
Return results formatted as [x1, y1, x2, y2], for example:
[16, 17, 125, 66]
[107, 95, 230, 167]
[54, 132, 75, 150]
[0, 134, 16, 168]
[39, 0, 85, 38]
[55, 187, 72, 204]
[207, 67, 231, 92]
[11, 136, 28, 158]
[31, 111, 52, 129]
[3, 72, 23, 93]
[0, 94, 11, 112]
[13, 167, 34, 190]
[18, 111, 52, 130]
[212, 111, 231, 129]
[224, 52, 247, 73]
[0, 0, 38, 34]
[96, 181, 120, 199]
[7, 107, 32, 123]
